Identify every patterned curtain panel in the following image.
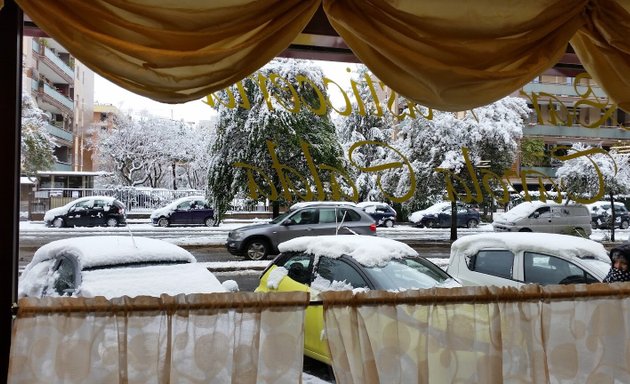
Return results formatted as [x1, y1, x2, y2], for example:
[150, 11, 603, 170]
[8, 292, 309, 384]
[322, 283, 630, 384]
[15, 0, 630, 112]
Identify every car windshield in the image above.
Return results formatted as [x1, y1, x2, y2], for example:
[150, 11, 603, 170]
[362, 257, 453, 290]
[269, 211, 292, 224]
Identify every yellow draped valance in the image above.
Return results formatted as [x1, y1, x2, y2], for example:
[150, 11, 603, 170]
[13, 0, 630, 112]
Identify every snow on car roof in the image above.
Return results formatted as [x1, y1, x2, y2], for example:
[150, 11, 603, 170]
[451, 232, 610, 263]
[289, 201, 357, 210]
[277, 235, 418, 266]
[27, 235, 196, 271]
[80, 263, 225, 299]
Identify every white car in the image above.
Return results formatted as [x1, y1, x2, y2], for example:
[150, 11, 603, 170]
[19, 235, 237, 299]
[446, 232, 611, 287]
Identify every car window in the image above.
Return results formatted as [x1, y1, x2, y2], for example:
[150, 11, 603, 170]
[316, 257, 368, 289]
[177, 201, 193, 209]
[532, 207, 551, 218]
[338, 208, 361, 222]
[291, 208, 318, 224]
[281, 253, 314, 285]
[73, 199, 92, 211]
[523, 252, 597, 285]
[469, 250, 514, 279]
[93, 199, 108, 209]
[52, 256, 77, 295]
[319, 208, 337, 223]
[362, 257, 451, 290]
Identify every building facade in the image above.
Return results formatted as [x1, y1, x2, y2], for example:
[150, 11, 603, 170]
[22, 36, 94, 172]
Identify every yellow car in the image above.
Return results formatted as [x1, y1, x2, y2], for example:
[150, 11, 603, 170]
[255, 235, 460, 365]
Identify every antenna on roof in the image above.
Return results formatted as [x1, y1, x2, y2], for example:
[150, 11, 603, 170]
[125, 223, 137, 248]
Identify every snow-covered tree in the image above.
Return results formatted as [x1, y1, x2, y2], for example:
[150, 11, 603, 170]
[96, 114, 210, 189]
[207, 58, 348, 218]
[556, 143, 630, 241]
[21, 92, 56, 176]
[336, 65, 396, 202]
[382, 97, 529, 215]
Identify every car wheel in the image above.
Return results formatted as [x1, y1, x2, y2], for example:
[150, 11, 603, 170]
[52, 217, 64, 228]
[466, 219, 479, 228]
[519, 228, 532, 232]
[424, 219, 436, 228]
[621, 220, 629, 230]
[157, 217, 170, 227]
[205, 217, 214, 227]
[245, 239, 269, 260]
[384, 219, 394, 228]
[106, 218, 118, 227]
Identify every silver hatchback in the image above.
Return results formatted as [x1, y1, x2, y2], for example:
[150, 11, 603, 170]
[226, 203, 377, 260]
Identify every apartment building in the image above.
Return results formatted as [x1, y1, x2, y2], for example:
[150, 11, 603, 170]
[22, 36, 94, 172]
[514, 72, 630, 190]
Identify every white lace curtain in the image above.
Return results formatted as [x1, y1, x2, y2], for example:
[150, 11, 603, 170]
[322, 283, 630, 384]
[8, 292, 309, 384]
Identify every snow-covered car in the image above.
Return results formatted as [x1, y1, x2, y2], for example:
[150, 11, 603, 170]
[586, 201, 630, 229]
[255, 235, 460, 365]
[226, 203, 376, 260]
[446, 232, 611, 287]
[357, 201, 397, 227]
[19, 235, 237, 299]
[150, 195, 215, 227]
[492, 201, 592, 236]
[43, 195, 127, 228]
[408, 201, 480, 228]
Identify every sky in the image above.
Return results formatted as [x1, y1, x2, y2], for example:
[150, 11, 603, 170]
[94, 60, 360, 124]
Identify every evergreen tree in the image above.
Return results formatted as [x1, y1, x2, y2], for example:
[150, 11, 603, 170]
[207, 59, 348, 219]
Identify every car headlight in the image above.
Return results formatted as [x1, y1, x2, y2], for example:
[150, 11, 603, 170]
[229, 231, 244, 240]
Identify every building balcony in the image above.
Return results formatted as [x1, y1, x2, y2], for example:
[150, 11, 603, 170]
[522, 82, 607, 100]
[40, 82, 73, 115]
[33, 44, 73, 85]
[45, 123, 73, 142]
[523, 123, 630, 143]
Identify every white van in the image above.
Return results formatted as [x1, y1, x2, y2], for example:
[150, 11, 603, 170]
[492, 201, 592, 236]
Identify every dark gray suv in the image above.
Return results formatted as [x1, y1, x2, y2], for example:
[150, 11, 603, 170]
[226, 203, 377, 260]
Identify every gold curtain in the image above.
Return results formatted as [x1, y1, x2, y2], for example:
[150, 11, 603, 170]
[15, 0, 320, 103]
[8, 292, 309, 384]
[15, 0, 630, 112]
[322, 283, 630, 384]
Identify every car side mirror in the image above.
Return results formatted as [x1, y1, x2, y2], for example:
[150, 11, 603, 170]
[283, 218, 295, 226]
[533, 212, 540, 218]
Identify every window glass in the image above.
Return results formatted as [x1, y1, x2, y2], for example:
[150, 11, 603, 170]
[53, 257, 76, 295]
[534, 207, 551, 218]
[282, 253, 314, 284]
[316, 257, 368, 289]
[471, 250, 514, 279]
[73, 199, 92, 210]
[523, 252, 592, 285]
[319, 208, 337, 223]
[337, 208, 360, 222]
[362, 257, 451, 290]
[291, 208, 318, 224]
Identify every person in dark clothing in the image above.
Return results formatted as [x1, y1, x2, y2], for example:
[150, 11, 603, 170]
[603, 243, 630, 282]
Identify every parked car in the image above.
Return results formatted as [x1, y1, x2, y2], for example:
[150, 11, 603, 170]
[357, 201, 397, 227]
[446, 232, 611, 287]
[492, 201, 592, 236]
[255, 235, 460, 364]
[226, 202, 377, 260]
[587, 201, 630, 229]
[408, 201, 480, 228]
[43, 196, 127, 228]
[150, 195, 215, 227]
[18, 236, 237, 299]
